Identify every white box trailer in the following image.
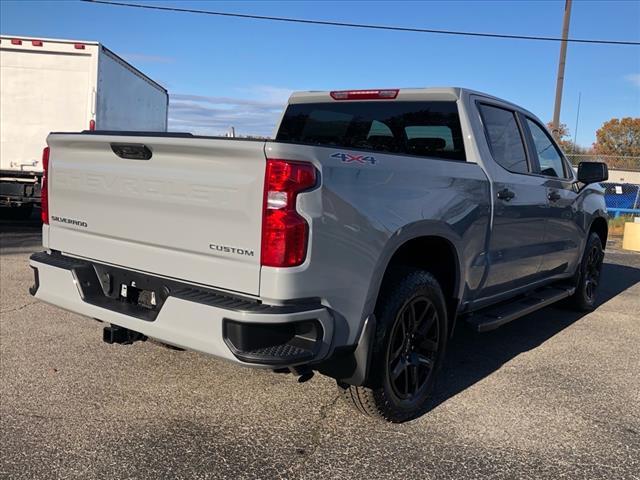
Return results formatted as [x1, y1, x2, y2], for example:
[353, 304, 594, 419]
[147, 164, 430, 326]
[0, 35, 168, 217]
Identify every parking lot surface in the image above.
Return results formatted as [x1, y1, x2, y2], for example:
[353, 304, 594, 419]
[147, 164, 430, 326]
[1, 212, 639, 479]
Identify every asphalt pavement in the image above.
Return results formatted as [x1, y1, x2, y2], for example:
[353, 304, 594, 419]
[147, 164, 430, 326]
[1, 210, 639, 479]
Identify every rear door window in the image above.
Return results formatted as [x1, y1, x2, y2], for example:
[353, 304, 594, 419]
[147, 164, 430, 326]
[478, 104, 529, 175]
[276, 101, 466, 161]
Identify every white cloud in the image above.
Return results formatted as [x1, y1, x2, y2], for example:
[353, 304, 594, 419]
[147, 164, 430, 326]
[624, 73, 640, 88]
[168, 86, 294, 137]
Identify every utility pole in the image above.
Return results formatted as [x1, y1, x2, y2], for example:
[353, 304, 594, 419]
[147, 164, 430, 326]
[552, 0, 572, 140]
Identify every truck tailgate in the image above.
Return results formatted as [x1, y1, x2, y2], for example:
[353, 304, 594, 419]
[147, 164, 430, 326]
[46, 134, 266, 295]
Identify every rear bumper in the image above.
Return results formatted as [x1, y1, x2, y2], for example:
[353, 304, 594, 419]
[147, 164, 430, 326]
[29, 251, 334, 368]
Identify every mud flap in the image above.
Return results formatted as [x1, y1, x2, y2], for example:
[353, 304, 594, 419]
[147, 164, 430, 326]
[317, 314, 376, 386]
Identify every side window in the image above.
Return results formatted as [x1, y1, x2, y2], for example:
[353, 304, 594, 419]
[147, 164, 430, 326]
[478, 104, 529, 174]
[525, 119, 567, 178]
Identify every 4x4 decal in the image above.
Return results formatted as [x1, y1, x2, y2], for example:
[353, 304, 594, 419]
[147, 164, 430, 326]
[331, 152, 377, 165]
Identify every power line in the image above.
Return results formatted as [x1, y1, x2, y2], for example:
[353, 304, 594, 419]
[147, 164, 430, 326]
[81, 0, 640, 46]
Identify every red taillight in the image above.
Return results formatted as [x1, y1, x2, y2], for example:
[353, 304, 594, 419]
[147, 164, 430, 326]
[11, 39, 22, 45]
[41, 147, 50, 224]
[330, 89, 399, 100]
[89, 119, 96, 131]
[32, 40, 43, 47]
[74, 43, 85, 50]
[261, 159, 316, 267]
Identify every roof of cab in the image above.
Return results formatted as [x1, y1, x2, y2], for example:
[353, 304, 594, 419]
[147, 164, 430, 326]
[288, 87, 460, 104]
[288, 87, 521, 104]
[286, 87, 535, 118]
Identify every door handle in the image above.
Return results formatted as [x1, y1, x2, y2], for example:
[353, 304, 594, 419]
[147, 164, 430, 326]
[548, 190, 561, 202]
[497, 188, 515, 201]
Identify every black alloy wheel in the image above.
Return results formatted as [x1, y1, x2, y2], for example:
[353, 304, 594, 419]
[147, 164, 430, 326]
[583, 243, 603, 304]
[386, 296, 439, 401]
[568, 232, 605, 311]
[337, 268, 448, 423]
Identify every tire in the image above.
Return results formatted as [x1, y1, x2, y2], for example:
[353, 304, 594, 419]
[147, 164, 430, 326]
[338, 268, 448, 423]
[568, 232, 604, 311]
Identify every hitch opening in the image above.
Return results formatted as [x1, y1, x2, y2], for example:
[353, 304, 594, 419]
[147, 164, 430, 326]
[103, 324, 147, 345]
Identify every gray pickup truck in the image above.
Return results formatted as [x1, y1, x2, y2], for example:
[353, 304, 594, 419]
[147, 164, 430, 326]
[29, 87, 608, 422]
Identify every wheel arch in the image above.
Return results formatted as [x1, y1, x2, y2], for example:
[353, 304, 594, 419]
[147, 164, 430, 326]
[363, 222, 464, 336]
[589, 215, 608, 250]
[317, 222, 464, 386]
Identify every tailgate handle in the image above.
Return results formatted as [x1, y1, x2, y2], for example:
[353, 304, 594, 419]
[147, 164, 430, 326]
[111, 143, 152, 160]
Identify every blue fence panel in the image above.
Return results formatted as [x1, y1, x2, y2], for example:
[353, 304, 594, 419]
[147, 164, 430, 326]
[602, 182, 640, 214]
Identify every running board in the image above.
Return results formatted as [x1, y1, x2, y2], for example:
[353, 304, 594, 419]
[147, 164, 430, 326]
[465, 285, 576, 333]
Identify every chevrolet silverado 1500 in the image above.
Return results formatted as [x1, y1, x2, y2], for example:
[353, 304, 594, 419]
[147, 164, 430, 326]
[29, 88, 609, 422]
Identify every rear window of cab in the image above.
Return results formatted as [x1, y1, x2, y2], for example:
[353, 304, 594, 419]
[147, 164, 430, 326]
[276, 101, 466, 162]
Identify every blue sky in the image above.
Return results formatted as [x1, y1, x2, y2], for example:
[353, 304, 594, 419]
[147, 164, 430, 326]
[2, 0, 639, 144]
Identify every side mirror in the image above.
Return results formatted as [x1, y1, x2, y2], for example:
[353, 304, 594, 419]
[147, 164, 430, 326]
[577, 162, 608, 184]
